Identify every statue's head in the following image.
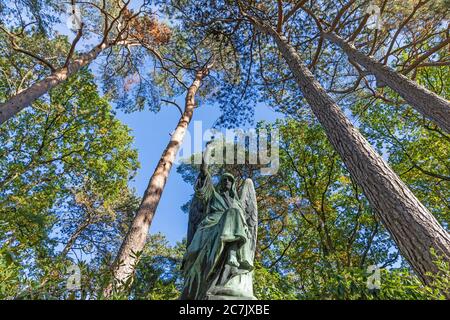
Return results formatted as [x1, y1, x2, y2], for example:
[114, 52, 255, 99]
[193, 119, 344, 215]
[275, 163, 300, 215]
[219, 172, 236, 196]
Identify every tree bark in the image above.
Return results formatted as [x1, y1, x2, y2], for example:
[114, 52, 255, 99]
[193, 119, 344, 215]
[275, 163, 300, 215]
[60, 219, 92, 258]
[322, 32, 450, 134]
[255, 22, 450, 286]
[0, 43, 110, 125]
[105, 68, 210, 296]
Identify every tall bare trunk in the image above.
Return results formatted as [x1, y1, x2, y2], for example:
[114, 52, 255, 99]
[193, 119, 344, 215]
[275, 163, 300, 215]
[323, 32, 450, 134]
[0, 43, 109, 125]
[105, 68, 209, 297]
[256, 22, 450, 285]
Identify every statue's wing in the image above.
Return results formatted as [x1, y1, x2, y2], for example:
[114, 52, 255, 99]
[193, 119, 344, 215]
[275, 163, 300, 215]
[186, 180, 206, 248]
[240, 178, 258, 254]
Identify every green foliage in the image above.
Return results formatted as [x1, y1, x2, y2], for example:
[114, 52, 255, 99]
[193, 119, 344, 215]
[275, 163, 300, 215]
[97, 234, 185, 300]
[0, 1, 448, 301]
[0, 56, 139, 298]
[128, 234, 185, 300]
[351, 65, 449, 226]
[253, 262, 298, 300]
[0, 244, 21, 299]
[178, 117, 448, 300]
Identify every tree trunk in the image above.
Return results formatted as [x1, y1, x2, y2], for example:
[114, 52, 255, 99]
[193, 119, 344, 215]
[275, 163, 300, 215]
[255, 22, 450, 286]
[60, 219, 92, 258]
[323, 32, 450, 134]
[105, 68, 209, 297]
[0, 43, 110, 125]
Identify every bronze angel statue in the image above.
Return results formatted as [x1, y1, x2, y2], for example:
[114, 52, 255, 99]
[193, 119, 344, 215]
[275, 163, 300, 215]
[180, 142, 258, 300]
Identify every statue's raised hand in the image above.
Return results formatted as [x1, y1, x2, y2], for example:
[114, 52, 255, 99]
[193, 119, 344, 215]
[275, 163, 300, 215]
[201, 140, 214, 175]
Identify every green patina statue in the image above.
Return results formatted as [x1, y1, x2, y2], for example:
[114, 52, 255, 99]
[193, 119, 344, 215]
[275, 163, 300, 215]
[180, 143, 258, 300]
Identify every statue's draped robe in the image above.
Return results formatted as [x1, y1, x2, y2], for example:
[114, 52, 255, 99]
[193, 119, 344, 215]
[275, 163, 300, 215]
[181, 173, 254, 299]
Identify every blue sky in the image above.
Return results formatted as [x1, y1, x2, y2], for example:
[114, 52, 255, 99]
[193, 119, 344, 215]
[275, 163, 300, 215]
[117, 99, 282, 245]
[50, 6, 283, 246]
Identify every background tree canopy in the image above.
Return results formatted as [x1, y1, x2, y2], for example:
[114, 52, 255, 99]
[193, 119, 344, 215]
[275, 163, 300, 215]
[0, 0, 449, 300]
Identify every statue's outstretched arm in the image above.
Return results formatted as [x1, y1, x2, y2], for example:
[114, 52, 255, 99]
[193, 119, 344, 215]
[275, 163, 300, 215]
[200, 140, 213, 177]
[194, 141, 215, 202]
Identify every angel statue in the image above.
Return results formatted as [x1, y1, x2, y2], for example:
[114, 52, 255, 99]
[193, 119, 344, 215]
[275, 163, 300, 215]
[180, 142, 258, 300]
